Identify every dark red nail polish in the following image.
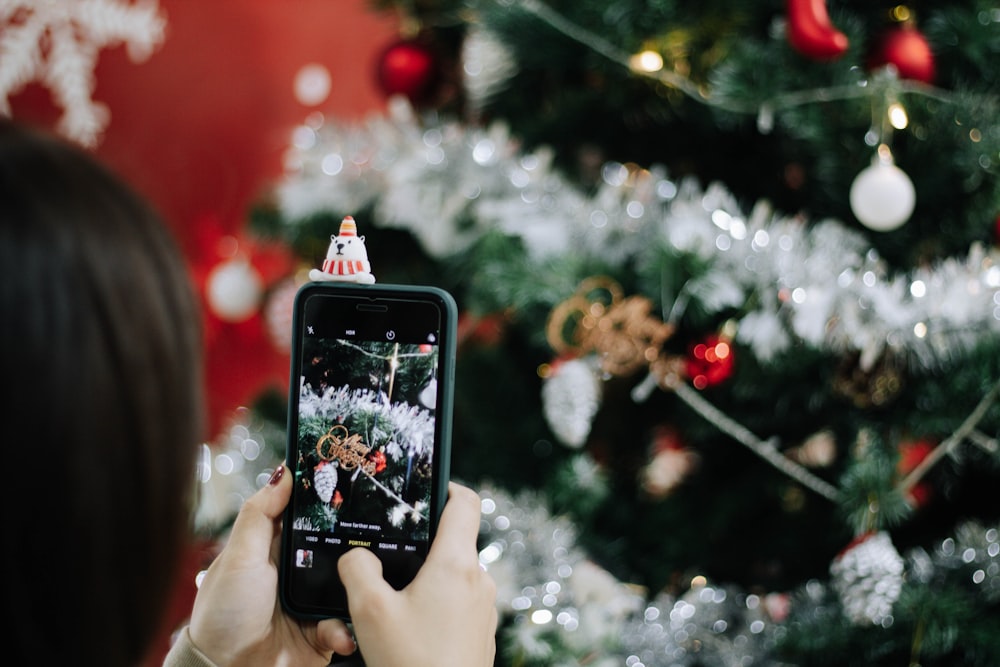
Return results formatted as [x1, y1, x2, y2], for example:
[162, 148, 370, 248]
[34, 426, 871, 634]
[268, 465, 285, 486]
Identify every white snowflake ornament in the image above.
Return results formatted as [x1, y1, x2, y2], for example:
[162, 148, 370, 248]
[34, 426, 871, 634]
[0, 0, 167, 146]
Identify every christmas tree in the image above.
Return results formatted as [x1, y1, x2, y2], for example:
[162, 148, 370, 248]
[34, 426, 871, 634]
[213, 1, 999, 664]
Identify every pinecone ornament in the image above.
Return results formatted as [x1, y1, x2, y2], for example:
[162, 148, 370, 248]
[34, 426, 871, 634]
[542, 356, 602, 448]
[313, 461, 339, 504]
[829, 531, 904, 625]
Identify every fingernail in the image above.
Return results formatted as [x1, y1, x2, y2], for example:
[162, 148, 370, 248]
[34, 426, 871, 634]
[268, 465, 285, 486]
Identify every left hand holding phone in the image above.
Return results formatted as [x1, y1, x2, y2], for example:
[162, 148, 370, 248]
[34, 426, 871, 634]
[184, 465, 358, 666]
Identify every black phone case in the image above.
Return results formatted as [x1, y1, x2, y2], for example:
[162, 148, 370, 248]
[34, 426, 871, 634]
[278, 282, 456, 620]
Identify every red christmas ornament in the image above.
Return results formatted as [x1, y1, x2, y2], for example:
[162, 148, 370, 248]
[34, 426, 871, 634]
[897, 438, 935, 508]
[367, 450, 388, 475]
[457, 311, 506, 347]
[376, 38, 437, 103]
[868, 23, 936, 84]
[685, 334, 735, 389]
[786, 0, 849, 60]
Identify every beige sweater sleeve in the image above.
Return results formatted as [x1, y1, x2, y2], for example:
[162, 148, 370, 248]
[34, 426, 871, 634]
[162, 627, 218, 667]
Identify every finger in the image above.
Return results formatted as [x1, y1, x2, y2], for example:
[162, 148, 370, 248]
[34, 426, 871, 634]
[338, 548, 396, 618]
[337, 547, 387, 590]
[427, 482, 482, 561]
[315, 618, 357, 657]
[225, 465, 292, 563]
[248, 464, 293, 518]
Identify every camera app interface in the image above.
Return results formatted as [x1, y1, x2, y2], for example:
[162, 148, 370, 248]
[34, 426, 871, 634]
[288, 294, 443, 610]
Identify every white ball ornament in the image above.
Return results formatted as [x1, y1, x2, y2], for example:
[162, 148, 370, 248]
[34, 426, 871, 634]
[206, 258, 264, 322]
[849, 155, 915, 232]
[419, 377, 438, 408]
[294, 63, 332, 106]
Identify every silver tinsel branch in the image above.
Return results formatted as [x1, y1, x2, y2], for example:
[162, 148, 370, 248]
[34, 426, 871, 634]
[475, 481, 1000, 666]
[276, 101, 1000, 378]
[297, 381, 436, 459]
[477, 481, 788, 666]
[188, 421, 1000, 664]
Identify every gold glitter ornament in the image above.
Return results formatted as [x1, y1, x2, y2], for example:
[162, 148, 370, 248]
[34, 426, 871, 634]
[316, 424, 378, 476]
[546, 277, 675, 378]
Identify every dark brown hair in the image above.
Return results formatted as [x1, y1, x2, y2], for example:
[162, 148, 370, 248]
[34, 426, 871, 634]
[0, 118, 204, 665]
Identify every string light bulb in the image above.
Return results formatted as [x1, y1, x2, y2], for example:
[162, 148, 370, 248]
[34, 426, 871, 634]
[629, 49, 663, 73]
[887, 102, 909, 129]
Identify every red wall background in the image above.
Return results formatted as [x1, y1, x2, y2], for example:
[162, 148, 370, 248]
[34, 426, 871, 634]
[11, 0, 399, 437]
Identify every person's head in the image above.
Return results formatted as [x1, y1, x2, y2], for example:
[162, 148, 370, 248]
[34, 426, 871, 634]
[0, 118, 204, 665]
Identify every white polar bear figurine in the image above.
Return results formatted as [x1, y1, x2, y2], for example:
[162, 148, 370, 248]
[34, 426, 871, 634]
[308, 216, 376, 284]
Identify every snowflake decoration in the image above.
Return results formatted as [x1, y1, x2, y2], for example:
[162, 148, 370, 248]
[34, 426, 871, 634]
[0, 0, 166, 146]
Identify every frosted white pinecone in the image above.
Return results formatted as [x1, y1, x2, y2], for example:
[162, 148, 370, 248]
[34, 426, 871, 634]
[313, 461, 338, 504]
[829, 530, 904, 625]
[541, 356, 602, 449]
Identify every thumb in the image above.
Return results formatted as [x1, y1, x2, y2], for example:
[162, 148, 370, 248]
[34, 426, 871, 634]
[338, 548, 396, 613]
[225, 465, 291, 563]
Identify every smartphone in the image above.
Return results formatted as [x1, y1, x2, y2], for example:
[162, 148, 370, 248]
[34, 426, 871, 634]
[279, 282, 456, 619]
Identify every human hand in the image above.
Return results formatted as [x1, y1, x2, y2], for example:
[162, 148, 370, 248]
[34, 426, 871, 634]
[338, 482, 498, 667]
[186, 465, 357, 666]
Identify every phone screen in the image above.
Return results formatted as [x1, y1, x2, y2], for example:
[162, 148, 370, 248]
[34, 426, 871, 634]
[280, 284, 455, 618]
